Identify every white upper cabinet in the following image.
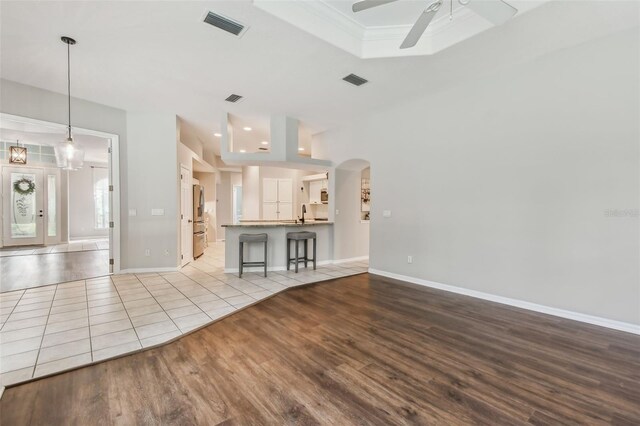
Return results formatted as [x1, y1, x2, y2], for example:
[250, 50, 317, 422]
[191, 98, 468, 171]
[309, 180, 322, 204]
[263, 178, 279, 203]
[278, 179, 293, 203]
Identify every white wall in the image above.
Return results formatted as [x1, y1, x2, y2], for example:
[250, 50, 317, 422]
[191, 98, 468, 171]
[126, 112, 179, 269]
[216, 171, 242, 240]
[69, 163, 109, 239]
[242, 166, 260, 220]
[317, 28, 640, 325]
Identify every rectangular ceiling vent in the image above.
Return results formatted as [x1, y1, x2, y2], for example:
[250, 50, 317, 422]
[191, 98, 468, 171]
[203, 11, 246, 36]
[343, 73, 368, 86]
[225, 94, 243, 103]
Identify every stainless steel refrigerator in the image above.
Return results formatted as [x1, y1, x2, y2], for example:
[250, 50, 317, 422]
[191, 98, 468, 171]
[193, 184, 206, 259]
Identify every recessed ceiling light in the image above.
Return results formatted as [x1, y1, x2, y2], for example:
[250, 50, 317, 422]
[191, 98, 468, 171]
[214, 133, 222, 137]
[239, 149, 246, 153]
[298, 147, 305, 151]
[261, 141, 269, 145]
[243, 126, 252, 131]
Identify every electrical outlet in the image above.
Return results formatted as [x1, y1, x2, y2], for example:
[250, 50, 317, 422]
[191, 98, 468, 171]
[164, 249, 169, 256]
[383, 210, 392, 218]
[335, 209, 340, 215]
[407, 256, 413, 264]
[145, 249, 150, 257]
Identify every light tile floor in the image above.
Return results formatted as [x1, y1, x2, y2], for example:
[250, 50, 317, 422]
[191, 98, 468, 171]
[0, 238, 109, 257]
[0, 242, 368, 387]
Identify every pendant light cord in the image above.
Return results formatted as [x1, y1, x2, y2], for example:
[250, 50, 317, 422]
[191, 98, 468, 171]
[67, 40, 72, 140]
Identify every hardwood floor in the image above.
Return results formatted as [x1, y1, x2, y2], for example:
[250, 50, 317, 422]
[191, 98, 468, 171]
[1, 273, 638, 425]
[0, 250, 109, 292]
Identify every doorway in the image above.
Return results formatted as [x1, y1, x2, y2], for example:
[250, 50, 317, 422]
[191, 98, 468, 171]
[333, 159, 371, 264]
[0, 113, 120, 292]
[232, 184, 243, 224]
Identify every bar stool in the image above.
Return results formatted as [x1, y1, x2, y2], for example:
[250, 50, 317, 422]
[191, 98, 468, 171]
[286, 231, 316, 273]
[239, 233, 268, 278]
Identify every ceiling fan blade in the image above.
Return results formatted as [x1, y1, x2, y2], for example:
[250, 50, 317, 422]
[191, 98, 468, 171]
[352, 0, 398, 13]
[463, 0, 517, 25]
[400, 1, 442, 49]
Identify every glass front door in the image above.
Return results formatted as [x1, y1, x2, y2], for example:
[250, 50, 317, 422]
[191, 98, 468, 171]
[2, 167, 45, 246]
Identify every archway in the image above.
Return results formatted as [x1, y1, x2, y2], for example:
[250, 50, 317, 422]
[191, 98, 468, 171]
[333, 159, 371, 265]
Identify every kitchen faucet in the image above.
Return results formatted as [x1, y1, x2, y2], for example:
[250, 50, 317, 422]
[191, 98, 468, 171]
[299, 204, 306, 224]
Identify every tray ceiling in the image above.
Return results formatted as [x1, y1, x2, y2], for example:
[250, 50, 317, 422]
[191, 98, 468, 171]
[254, 0, 550, 58]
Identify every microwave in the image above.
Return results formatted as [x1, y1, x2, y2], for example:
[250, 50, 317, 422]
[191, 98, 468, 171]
[320, 189, 328, 203]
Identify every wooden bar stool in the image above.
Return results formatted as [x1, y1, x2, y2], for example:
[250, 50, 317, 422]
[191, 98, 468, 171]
[286, 231, 316, 273]
[239, 233, 268, 278]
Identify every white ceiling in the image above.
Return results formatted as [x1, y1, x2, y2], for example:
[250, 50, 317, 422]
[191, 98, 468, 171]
[1, 1, 636, 160]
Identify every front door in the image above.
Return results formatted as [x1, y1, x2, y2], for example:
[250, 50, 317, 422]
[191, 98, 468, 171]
[2, 167, 45, 246]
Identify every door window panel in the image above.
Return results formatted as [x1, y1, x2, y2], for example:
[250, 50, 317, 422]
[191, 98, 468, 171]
[10, 172, 37, 238]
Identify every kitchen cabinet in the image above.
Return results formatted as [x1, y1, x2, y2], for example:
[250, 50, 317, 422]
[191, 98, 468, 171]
[263, 178, 293, 220]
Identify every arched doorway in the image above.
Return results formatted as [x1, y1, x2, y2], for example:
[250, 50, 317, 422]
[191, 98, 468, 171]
[333, 159, 371, 264]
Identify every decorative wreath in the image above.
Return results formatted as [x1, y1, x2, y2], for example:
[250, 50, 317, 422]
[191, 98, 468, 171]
[13, 177, 35, 196]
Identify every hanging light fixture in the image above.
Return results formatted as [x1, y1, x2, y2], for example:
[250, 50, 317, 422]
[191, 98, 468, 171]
[9, 139, 28, 165]
[54, 36, 84, 170]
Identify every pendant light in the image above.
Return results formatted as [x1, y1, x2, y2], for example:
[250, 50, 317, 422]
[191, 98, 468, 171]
[54, 36, 84, 170]
[9, 139, 28, 165]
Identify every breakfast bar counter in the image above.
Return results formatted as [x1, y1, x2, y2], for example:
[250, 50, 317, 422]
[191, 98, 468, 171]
[221, 221, 333, 273]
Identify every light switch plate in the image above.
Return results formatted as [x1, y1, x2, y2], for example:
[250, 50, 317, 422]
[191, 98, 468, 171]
[383, 210, 392, 218]
[129, 209, 137, 217]
[151, 208, 164, 216]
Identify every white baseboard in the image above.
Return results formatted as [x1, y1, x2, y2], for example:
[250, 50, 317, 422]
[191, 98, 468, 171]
[333, 256, 369, 264]
[368, 268, 640, 336]
[118, 267, 179, 274]
[225, 260, 334, 274]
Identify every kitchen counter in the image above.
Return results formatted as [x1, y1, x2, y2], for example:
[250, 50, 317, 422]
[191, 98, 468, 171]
[222, 221, 333, 273]
[222, 220, 333, 228]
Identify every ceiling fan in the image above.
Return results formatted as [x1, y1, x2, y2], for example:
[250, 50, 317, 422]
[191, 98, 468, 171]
[352, 0, 518, 49]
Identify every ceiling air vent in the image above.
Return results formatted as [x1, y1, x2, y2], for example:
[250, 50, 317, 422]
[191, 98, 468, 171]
[203, 11, 246, 36]
[343, 73, 368, 86]
[225, 94, 243, 103]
